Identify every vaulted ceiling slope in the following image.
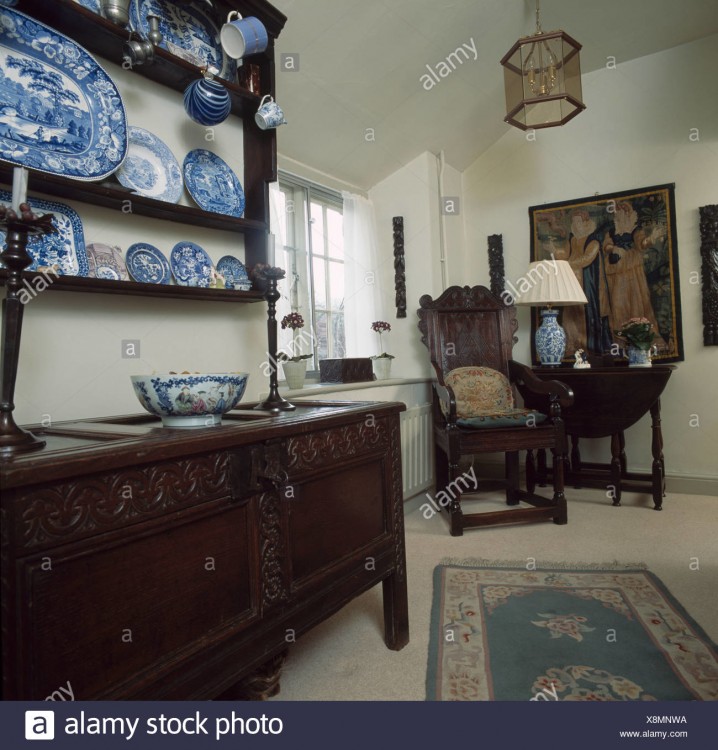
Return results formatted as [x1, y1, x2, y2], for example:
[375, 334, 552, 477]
[271, 0, 718, 189]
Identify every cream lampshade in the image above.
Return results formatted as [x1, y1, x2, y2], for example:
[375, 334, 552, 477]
[512, 260, 587, 366]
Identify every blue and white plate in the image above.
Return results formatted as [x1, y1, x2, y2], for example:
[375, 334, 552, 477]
[183, 149, 245, 218]
[116, 126, 183, 203]
[170, 241, 212, 287]
[217, 255, 251, 290]
[0, 6, 127, 180]
[126, 242, 171, 284]
[87, 242, 128, 280]
[130, 0, 237, 82]
[0, 190, 88, 276]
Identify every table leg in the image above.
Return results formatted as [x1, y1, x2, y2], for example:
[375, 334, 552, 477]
[650, 398, 665, 511]
[610, 433, 622, 506]
[570, 435, 582, 487]
[619, 431, 627, 475]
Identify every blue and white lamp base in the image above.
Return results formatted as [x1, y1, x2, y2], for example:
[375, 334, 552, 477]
[535, 308, 566, 366]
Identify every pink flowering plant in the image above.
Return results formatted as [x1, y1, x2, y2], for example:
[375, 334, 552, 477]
[371, 320, 394, 359]
[278, 312, 313, 361]
[614, 317, 656, 351]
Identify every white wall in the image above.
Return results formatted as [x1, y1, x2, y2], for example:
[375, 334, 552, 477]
[6, 59, 273, 425]
[461, 35, 718, 481]
[368, 151, 464, 380]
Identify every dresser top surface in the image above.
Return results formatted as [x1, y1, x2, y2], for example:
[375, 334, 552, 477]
[0, 400, 405, 488]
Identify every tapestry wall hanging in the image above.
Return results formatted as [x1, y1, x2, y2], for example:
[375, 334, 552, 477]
[529, 184, 683, 363]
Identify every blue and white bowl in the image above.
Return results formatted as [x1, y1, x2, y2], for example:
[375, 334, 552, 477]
[131, 372, 249, 427]
[183, 75, 231, 126]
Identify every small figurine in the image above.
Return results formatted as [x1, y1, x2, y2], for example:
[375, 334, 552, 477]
[573, 349, 591, 369]
[209, 267, 225, 289]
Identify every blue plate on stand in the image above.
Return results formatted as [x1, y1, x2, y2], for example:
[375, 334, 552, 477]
[126, 242, 171, 284]
[183, 149, 245, 218]
[170, 241, 212, 287]
[217, 255, 251, 290]
[130, 0, 236, 82]
[116, 127, 183, 203]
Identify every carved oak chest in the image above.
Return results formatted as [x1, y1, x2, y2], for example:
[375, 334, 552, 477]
[0, 401, 408, 699]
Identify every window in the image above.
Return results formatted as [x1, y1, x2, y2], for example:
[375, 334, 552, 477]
[273, 173, 345, 370]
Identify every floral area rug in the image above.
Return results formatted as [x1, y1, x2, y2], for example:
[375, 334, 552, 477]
[426, 560, 718, 701]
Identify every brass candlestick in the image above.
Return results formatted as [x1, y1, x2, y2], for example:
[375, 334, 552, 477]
[0, 211, 56, 455]
[255, 266, 295, 412]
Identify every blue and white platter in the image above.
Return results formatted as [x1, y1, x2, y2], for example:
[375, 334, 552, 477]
[72, 0, 101, 12]
[0, 190, 88, 276]
[170, 241, 212, 287]
[116, 126, 183, 203]
[126, 242, 171, 284]
[0, 6, 128, 180]
[183, 149, 245, 218]
[130, 0, 236, 82]
[217, 255, 251, 291]
[86, 242, 128, 280]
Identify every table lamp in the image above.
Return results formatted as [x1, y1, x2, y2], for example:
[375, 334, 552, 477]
[513, 260, 587, 366]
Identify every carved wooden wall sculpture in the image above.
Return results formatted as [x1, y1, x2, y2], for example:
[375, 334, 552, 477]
[700, 204, 718, 346]
[393, 216, 406, 318]
[488, 234, 505, 298]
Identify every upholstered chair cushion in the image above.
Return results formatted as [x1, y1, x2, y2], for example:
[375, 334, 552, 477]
[443, 366, 547, 428]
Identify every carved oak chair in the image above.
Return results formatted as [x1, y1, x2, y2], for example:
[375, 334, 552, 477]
[417, 285, 574, 536]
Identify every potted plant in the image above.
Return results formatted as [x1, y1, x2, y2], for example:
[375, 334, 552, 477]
[370, 320, 395, 380]
[278, 312, 313, 388]
[615, 317, 657, 367]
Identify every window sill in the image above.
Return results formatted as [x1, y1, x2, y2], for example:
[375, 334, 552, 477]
[262, 377, 431, 399]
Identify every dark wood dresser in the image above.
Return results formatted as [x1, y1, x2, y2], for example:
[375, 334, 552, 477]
[0, 401, 409, 700]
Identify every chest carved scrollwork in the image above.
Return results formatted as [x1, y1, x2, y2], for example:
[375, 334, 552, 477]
[286, 418, 389, 473]
[15, 452, 231, 552]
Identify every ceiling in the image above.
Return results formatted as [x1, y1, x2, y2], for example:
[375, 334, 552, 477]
[270, 0, 718, 190]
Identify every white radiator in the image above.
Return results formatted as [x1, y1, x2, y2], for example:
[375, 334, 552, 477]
[400, 403, 434, 501]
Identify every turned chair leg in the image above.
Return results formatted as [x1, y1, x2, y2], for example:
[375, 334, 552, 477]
[526, 449, 536, 495]
[506, 451, 520, 505]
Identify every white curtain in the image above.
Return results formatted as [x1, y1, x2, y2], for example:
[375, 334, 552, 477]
[268, 181, 293, 355]
[342, 191, 384, 357]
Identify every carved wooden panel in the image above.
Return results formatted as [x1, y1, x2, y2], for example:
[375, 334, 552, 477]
[15, 452, 231, 552]
[393, 216, 406, 318]
[259, 491, 289, 609]
[286, 418, 389, 473]
[388, 419, 406, 583]
[487, 234, 505, 298]
[700, 204, 718, 346]
[417, 286, 518, 381]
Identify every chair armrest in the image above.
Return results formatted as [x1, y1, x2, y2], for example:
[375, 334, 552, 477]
[433, 381, 458, 424]
[508, 360, 574, 409]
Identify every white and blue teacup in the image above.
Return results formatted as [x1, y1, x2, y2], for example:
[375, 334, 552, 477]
[255, 95, 287, 130]
[220, 11, 268, 60]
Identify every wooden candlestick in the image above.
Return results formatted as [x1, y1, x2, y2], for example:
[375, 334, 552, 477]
[255, 266, 295, 412]
[0, 212, 56, 455]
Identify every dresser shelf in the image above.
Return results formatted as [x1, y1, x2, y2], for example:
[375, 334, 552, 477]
[0, 269, 266, 302]
[0, 167, 268, 236]
[6, 0, 286, 265]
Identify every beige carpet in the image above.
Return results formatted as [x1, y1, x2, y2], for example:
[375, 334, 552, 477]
[271, 487, 718, 701]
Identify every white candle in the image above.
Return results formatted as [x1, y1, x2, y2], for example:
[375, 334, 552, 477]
[267, 233, 276, 266]
[11, 167, 28, 213]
